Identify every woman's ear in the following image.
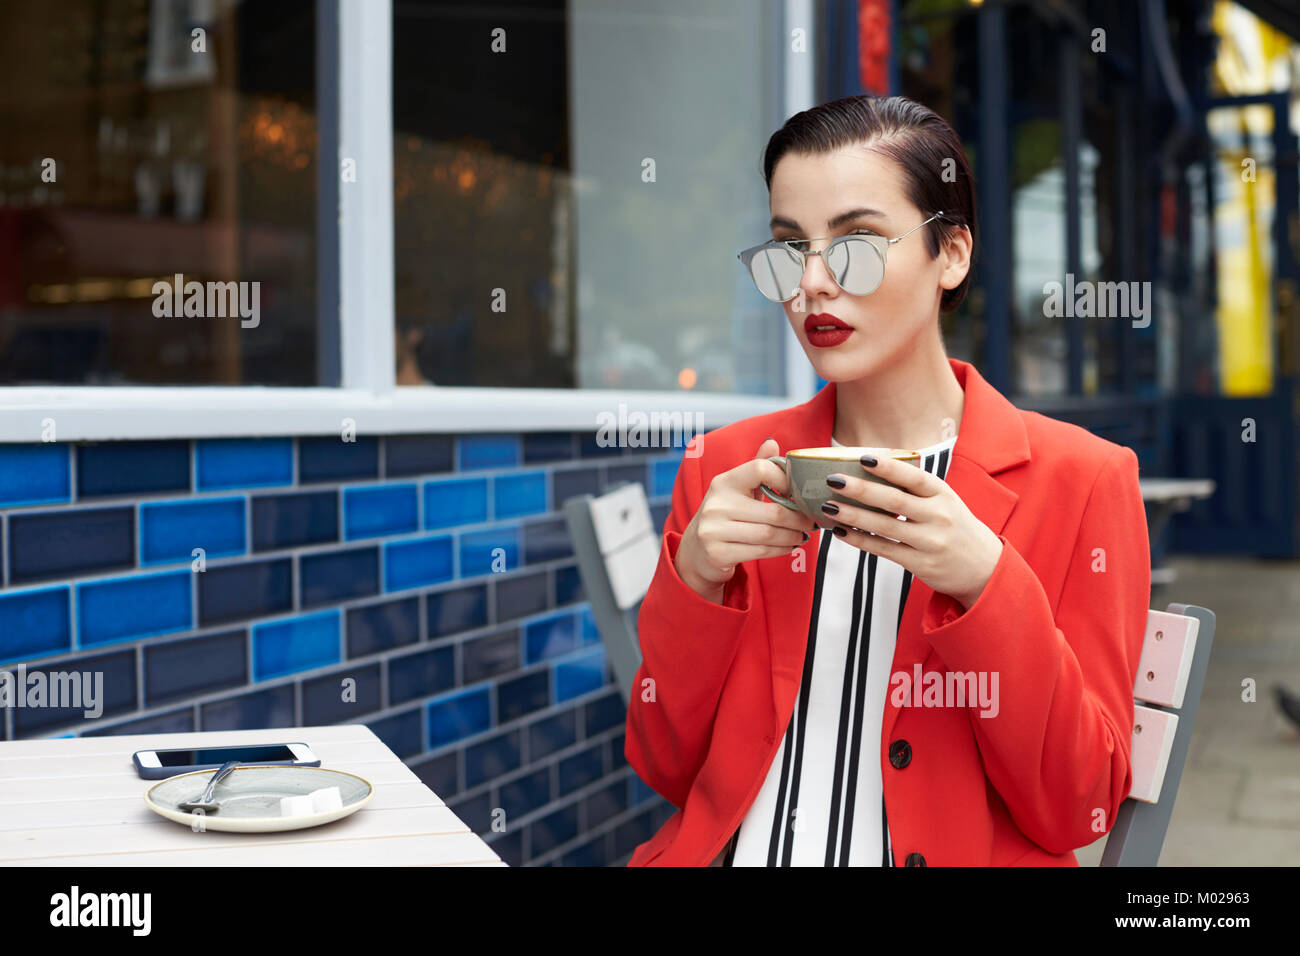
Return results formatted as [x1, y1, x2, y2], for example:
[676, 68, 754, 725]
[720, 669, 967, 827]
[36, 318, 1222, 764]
[938, 225, 973, 292]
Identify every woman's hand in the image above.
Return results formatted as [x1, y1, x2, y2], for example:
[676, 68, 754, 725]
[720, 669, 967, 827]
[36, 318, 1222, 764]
[675, 438, 817, 602]
[821, 453, 1003, 610]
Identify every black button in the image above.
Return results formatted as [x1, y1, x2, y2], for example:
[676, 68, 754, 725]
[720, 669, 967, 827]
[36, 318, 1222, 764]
[905, 852, 926, 867]
[888, 739, 912, 769]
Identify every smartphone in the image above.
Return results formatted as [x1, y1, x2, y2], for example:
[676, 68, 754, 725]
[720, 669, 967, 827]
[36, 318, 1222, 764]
[132, 742, 320, 779]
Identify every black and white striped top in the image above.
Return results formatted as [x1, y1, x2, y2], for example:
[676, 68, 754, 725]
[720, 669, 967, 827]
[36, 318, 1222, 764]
[722, 434, 958, 866]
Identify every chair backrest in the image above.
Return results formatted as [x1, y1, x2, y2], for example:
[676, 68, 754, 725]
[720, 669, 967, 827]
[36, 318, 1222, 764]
[1100, 603, 1216, 866]
[562, 482, 658, 705]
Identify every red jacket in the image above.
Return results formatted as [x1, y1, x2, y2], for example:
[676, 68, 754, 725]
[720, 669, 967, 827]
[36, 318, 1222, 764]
[624, 358, 1150, 866]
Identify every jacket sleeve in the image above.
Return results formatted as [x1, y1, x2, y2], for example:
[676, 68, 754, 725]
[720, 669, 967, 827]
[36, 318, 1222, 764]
[918, 443, 1149, 854]
[624, 442, 766, 809]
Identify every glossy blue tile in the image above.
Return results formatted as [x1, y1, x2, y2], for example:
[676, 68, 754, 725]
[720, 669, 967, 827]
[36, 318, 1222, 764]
[344, 483, 418, 540]
[464, 729, 521, 788]
[144, 629, 248, 707]
[0, 586, 71, 664]
[422, 477, 487, 529]
[427, 583, 487, 638]
[650, 456, 682, 497]
[554, 645, 607, 702]
[629, 776, 658, 807]
[302, 663, 381, 723]
[497, 670, 549, 722]
[196, 438, 293, 490]
[498, 767, 551, 820]
[298, 436, 378, 483]
[385, 435, 454, 477]
[584, 690, 625, 735]
[384, 535, 453, 591]
[197, 558, 292, 626]
[411, 751, 459, 798]
[300, 546, 379, 608]
[551, 467, 601, 511]
[459, 527, 520, 578]
[8, 507, 134, 584]
[201, 685, 295, 731]
[11, 648, 136, 735]
[387, 644, 456, 704]
[579, 605, 600, 646]
[251, 490, 338, 551]
[140, 497, 246, 565]
[252, 609, 341, 680]
[528, 710, 577, 761]
[522, 432, 575, 464]
[554, 564, 585, 604]
[493, 472, 547, 519]
[368, 708, 424, 759]
[0, 445, 70, 507]
[463, 627, 520, 683]
[427, 687, 491, 748]
[558, 743, 604, 792]
[583, 779, 627, 829]
[458, 434, 519, 471]
[346, 597, 420, 658]
[495, 570, 549, 621]
[522, 518, 571, 564]
[77, 572, 192, 647]
[525, 609, 580, 664]
[77, 441, 190, 498]
[530, 804, 579, 855]
[82, 707, 195, 737]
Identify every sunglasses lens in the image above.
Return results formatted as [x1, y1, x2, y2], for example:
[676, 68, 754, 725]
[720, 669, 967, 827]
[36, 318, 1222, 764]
[826, 237, 885, 295]
[746, 245, 803, 302]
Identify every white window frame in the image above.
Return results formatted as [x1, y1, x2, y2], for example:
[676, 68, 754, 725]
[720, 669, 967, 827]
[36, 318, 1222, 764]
[0, 0, 815, 443]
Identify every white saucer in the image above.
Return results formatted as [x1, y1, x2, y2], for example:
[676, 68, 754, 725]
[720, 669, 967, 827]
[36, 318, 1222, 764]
[145, 765, 374, 833]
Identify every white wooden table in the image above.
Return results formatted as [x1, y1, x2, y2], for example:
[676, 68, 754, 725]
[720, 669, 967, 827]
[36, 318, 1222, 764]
[1140, 477, 1216, 586]
[0, 724, 505, 866]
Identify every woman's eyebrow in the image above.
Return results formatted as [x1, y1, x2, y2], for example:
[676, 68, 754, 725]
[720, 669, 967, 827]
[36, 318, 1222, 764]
[769, 206, 887, 232]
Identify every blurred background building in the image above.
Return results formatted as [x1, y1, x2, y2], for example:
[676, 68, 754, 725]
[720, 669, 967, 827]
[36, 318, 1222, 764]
[1, 0, 1298, 865]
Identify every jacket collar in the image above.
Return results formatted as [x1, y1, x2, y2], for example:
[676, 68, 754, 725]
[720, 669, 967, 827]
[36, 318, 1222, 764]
[758, 358, 1031, 744]
[793, 357, 1030, 476]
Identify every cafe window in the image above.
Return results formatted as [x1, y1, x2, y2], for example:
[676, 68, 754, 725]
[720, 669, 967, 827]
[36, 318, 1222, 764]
[391, 0, 791, 395]
[0, 0, 320, 387]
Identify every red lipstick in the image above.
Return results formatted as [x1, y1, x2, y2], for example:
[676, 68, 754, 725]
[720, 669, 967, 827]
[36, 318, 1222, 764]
[804, 313, 853, 348]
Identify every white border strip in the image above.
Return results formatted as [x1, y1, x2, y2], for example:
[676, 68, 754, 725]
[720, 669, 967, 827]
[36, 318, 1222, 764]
[338, 0, 395, 391]
[0, 387, 787, 440]
[783, 0, 816, 403]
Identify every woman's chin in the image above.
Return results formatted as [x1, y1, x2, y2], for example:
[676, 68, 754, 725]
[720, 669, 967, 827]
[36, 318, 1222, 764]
[807, 347, 887, 383]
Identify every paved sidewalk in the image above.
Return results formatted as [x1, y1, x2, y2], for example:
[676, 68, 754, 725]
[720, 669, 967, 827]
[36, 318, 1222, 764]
[1074, 555, 1300, 866]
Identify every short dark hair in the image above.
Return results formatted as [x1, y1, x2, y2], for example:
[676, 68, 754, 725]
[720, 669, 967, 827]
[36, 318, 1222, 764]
[761, 95, 976, 312]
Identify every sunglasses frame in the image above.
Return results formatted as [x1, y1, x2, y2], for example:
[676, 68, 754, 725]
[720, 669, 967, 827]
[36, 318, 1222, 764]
[736, 210, 949, 303]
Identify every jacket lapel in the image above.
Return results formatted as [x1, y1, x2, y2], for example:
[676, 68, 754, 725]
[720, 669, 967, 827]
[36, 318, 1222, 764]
[756, 359, 1031, 745]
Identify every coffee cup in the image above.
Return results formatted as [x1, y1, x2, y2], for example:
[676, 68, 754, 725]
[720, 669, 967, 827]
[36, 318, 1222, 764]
[758, 447, 922, 530]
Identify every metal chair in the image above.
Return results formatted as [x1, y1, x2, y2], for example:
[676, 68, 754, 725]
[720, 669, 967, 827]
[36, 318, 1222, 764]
[563, 481, 1216, 867]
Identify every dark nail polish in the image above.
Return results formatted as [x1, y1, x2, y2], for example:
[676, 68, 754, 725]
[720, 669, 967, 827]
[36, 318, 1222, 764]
[801, 531, 810, 542]
[826, 474, 847, 488]
[860, 454, 878, 468]
[821, 502, 839, 515]
[833, 525, 848, 537]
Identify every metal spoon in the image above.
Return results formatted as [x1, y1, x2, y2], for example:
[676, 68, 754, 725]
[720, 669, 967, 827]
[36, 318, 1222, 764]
[178, 760, 240, 813]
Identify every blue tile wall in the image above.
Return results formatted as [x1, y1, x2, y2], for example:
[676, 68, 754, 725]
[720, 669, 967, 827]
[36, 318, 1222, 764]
[0, 445, 70, 507]
[196, 439, 294, 490]
[0, 429, 690, 866]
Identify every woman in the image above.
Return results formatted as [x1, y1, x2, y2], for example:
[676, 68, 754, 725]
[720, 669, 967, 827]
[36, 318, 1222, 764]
[624, 95, 1150, 866]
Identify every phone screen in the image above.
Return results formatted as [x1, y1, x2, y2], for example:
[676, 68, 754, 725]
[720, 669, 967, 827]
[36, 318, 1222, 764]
[156, 745, 297, 766]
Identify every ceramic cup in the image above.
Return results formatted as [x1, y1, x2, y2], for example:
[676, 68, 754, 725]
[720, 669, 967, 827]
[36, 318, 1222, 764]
[758, 447, 922, 530]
